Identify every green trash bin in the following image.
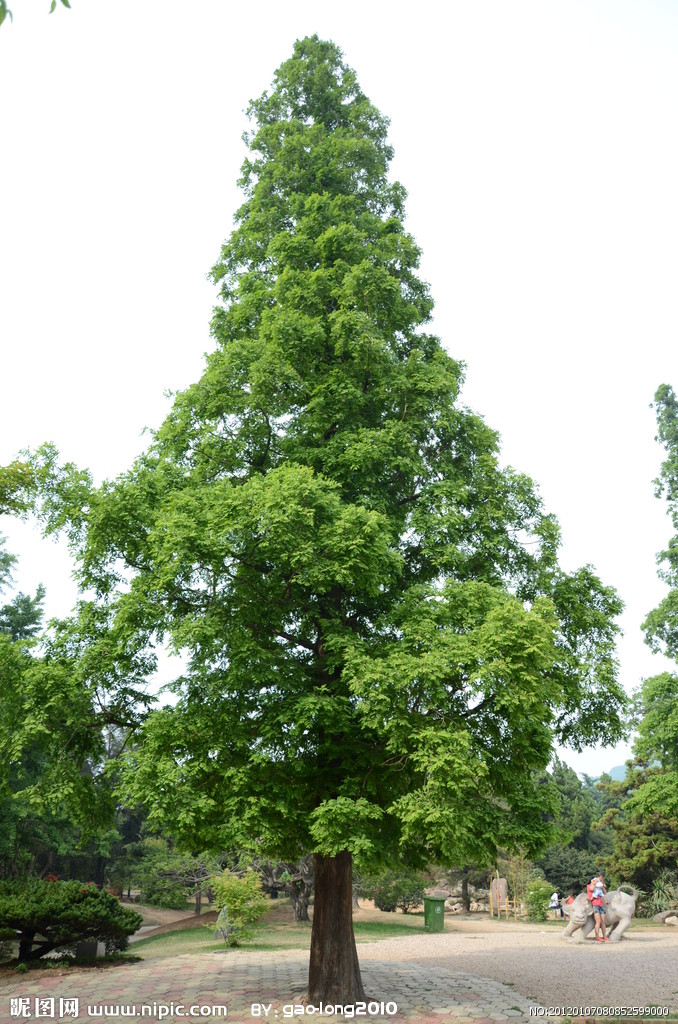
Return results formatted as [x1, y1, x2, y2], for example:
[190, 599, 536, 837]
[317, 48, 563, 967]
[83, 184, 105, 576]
[423, 896, 445, 932]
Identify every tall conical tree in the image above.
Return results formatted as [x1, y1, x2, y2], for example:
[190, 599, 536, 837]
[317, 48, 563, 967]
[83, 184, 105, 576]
[18, 37, 625, 1001]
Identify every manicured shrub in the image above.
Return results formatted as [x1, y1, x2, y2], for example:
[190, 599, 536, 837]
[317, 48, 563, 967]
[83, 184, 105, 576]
[360, 869, 427, 914]
[0, 878, 143, 961]
[525, 879, 553, 922]
[211, 870, 268, 946]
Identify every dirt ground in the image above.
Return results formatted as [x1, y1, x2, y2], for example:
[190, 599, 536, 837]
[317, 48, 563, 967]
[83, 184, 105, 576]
[353, 912, 678, 1013]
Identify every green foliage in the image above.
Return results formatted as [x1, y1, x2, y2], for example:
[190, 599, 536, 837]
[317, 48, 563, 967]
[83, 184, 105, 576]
[598, 763, 678, 889]
[644, 385, 678, 659]
[0, 586, 45, 642]
[11, 36, 625, 880]
[211, 870, 267, 946]
[0, 539, 123, 881]
[525, 879, 553, 922]
[601, 388, 678, 890]
[496, 851, 543, 906]
[548, 760, 599, 849]
[0, 536, 45, 643]
[643, 869, 678, 917]
[0, 463, 32, 513]
[0, 0, 70, 27]
[0, 625, 121, 849]
[0, 595, 154, 847]
[532, 759, 613, 893]
[130, 838, 188, 908]
[359, 868, 427, 913]
[0, 878, 142, 961]
[533, 845, 598, 896]
[119, 838, 217, 911]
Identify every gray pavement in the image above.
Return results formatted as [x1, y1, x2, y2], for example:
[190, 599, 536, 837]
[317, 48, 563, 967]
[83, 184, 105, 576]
[0, 951, 543, 1024]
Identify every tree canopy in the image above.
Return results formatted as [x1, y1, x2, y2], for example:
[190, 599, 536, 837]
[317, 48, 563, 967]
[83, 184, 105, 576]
[11, 36, 626, 999]
[0, 537, 135, 881]
[600, 385, 678, 889]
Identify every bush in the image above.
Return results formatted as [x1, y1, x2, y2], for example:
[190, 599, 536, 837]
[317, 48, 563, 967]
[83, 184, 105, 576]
[211, 870, 267, 946]
[0, 879, 143, 961]
[525, 879, 554, 922]
[360, 869, 427, 914]
[644, 870, 677, 918]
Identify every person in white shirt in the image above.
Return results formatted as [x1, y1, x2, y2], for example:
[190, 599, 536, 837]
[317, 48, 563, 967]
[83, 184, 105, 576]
[549, 890, 563, 918]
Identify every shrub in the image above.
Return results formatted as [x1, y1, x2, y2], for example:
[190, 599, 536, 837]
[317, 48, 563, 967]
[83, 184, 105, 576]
[644, 870, 677, 918]
[360, 869, 427, 914]
[0, 879, 143, 961]
[211, 870, 267, 946]
[525, 879, 554, 922]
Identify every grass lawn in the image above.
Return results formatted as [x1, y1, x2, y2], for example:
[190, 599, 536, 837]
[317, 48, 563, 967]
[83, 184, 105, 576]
[131, 901, 667, 960]
[131, 908, 425, 959]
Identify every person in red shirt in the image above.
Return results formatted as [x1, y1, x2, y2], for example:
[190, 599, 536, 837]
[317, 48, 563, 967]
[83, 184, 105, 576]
[589, 872, 609, 942]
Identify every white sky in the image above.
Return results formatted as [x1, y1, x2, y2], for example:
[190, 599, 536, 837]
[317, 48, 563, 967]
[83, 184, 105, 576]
[1, 0, 677, 777]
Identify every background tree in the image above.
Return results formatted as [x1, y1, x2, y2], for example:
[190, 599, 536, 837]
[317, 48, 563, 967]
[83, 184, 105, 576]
[0, 543, 77, 880]
[0, 585, 45, 641]
[258, 857, 314, 922]
[644, 384, 678, 664]
[533, 760, 612, 894]
[0, 536, 44, 642]
[597, 385, 678, 891]
[598, 757, 678, 890]
[0, 462, 33, 514]
[0, 539, 149, 883]
[138, 843, 220, 914]
[443, 864, 490, 912]
[16, 37, 626, 1002]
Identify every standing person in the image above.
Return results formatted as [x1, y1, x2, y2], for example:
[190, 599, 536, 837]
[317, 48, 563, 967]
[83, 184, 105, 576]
[589, 871, 609, 942]
[563, 892, 575, 918]
[549, 890, 564, 918]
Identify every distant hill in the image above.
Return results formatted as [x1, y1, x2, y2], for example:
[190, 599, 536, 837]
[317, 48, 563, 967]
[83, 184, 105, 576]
[606, 765, 627, 781]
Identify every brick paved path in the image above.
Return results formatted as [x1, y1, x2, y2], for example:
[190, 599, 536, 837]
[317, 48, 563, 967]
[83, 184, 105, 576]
[0, 952, 541, 1024]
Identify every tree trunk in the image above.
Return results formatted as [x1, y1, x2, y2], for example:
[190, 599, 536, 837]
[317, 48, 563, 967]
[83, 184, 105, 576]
[461, 874, 470, 913]
[291, 886, 311, 922]
[95, 856, 106, 889]
[195, 886, 202, 915]
[18, 931, 36, 962]
[307, 851, 365, 1004]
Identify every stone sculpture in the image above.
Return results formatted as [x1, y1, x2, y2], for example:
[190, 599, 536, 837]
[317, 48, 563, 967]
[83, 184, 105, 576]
[562, 887, 637, 943]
